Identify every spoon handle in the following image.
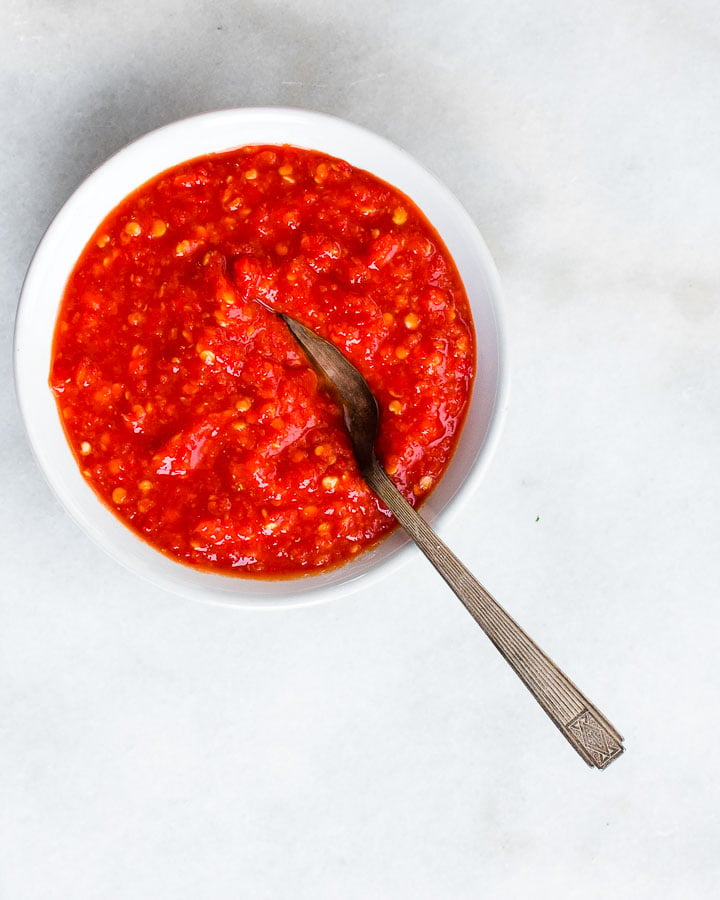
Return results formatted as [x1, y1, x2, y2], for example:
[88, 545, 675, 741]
[365, 461, 624, 769]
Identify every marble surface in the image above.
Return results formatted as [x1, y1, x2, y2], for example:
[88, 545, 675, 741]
[2, 1, 719, 897]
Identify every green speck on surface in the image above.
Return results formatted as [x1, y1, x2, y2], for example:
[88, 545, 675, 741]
[535, 516, 540, 523]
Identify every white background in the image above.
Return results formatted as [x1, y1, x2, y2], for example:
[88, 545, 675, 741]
[2, 1, 718, 897]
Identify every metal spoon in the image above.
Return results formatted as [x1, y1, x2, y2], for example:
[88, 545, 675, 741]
[279, 312, 624, 769]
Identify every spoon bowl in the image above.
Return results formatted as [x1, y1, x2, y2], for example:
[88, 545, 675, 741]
[280, 314, 379, 474]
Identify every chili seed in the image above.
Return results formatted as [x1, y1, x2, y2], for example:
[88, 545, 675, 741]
[314, 163, 329, 183]
[404, 312, 420, 330]
[414, 475, 434, 495]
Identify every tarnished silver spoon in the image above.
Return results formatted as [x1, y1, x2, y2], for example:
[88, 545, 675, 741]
[279, 311, 624, 769]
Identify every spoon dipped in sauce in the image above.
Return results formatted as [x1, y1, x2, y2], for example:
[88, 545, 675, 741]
[278, 310, 624, 769]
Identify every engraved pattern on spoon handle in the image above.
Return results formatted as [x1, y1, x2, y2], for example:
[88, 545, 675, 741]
[365, 462, 624, 769]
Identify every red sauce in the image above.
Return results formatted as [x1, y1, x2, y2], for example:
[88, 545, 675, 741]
[50, 145, 474, 577]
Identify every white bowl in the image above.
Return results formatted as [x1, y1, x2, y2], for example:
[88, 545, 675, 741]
[14, 108, 508, 608]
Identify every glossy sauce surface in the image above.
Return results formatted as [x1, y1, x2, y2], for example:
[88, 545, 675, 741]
[51, 146, 474, 576]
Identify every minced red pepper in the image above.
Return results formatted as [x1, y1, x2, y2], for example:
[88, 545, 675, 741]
[50, 145, 474, 576]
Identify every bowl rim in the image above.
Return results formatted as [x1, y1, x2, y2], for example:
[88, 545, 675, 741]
[13, 106, 509, 609]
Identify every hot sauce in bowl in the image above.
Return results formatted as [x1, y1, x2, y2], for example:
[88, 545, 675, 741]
[50, 145, 475, 577]
[16, 109, 506, 605]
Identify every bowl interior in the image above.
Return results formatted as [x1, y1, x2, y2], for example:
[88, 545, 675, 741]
[14, 107, 507, 607]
